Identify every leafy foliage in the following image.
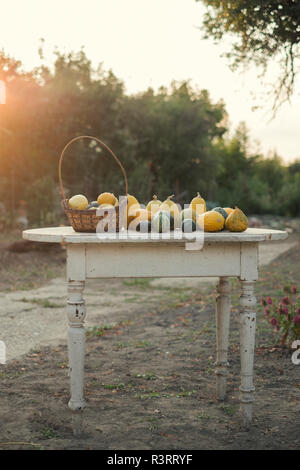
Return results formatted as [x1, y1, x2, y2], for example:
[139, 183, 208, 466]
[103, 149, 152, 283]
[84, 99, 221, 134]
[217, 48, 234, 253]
[0, 49, 299, 226]
[197, 0, 300, 111]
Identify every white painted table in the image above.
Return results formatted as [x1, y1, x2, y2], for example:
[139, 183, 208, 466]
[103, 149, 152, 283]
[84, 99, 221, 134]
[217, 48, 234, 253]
[23, 226, 288, 427]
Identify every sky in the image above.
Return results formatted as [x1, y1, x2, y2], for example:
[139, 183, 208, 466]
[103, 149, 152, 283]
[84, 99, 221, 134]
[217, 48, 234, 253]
[1, 0, 299, 162]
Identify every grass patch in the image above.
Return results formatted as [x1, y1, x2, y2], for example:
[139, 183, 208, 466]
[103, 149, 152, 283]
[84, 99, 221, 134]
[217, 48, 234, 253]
[134, 372, 158, 380]
[86, 324, 115, 337]
[17, 297, 64, 308]
[122, 278, 153, 288]
[102, 383, 125, 390]
[136, 391, 162, 399]
[219, 404, 237, 416]
[39, 428, 61, 440]
[124, 296, 142, 303]
[134, 340, 152, 349]
[196, 412, 211, 421]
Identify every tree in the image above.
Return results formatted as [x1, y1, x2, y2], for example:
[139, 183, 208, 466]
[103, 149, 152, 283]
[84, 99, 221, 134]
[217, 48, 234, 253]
[123, 81, 226, 203]
[197, 1, 300, 112]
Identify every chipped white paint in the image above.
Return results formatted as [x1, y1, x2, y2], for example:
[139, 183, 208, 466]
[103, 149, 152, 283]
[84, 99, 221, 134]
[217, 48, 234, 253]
[23, 226, 288, 426]
[239, 280, 257, 428]
[67, 280, 86, 411]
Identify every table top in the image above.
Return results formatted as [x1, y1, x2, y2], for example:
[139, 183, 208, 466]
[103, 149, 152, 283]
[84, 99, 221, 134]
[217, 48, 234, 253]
[23, 226, 288, 244]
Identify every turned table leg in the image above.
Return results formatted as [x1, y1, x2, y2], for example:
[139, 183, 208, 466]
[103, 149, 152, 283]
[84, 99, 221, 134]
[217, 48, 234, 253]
[215, 277, 231, 400]
[67, 280, 86, 410]
[239, 280, 256, 427]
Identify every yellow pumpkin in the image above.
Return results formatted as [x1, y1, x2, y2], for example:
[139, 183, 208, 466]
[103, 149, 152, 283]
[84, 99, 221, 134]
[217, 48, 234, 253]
[197, 211, 225, 232]
[68, 194, 88, 210]
[126, 195, 141, 224]
[97, 192, 117, 206]
[190, 192, 206, 215]
[99, 203, 115, 210]
[160, 195, 180, 223]
[223, 207, 233, 215]
[133, 208, 151, 221]
[127, 194, 139, 207]
[146, 195, 162, 215]
[129, 208, 151, 230]
[225, 207, 248, 232]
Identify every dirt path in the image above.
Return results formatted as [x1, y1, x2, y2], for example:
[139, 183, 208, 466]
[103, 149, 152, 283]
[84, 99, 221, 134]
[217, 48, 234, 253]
[0, 239, 296, 361]
[0, 237, 299, 450]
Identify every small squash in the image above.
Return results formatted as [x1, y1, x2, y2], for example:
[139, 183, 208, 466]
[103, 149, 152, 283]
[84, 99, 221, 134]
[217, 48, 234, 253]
[182, 218, 197, 233]
[213, 207, 228, 220]
[97, 192, 117, 206]
[197, 211, 225, 232]
[152, 210, 174, 233]
[99, 203, 115, 210]
[146, 195, 162, 215]
[160, 195, 180, 226]
[225, 207, 248, 232]
[223, 207, 233, 216]
[69, 194, 89, 210]
[135, 220, 151, 233]
[180, 208, 197, 222]
[130, 213, 152, 232]
[128, 208, 151, 230]
[190, 192, 206, 215]
[126, 195, 141, 224]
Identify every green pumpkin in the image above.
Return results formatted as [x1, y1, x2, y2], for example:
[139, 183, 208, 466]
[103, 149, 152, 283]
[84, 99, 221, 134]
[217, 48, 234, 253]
[136, 220, 151, 233]
[182, 218, 197, 233]
[212, 207, 228, 220]
[180, 208, 197, 223]
[152, 211, 173, 233]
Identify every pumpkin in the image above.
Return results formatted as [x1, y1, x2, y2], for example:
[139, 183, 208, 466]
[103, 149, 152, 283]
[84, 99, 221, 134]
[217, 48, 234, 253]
[225, 207, 248, 232]
[126, 194, 139, 208]
[223, 207, 233, 215]
[180, 208, 197, 222]
[135, 208, 151, 221]
[69, 194, 88, 210]
[197, 211, 225, 232]
[128, 208, 151, 230]
[190, 192, 206, 215]
[135, 220, 151, 233]
[152, 210, 174, 233]
[213, 207, 228, 220]
[99, 203, 115, 210]
[97, 192, 117, 206]
[126, 195, 140, 224]
[160, 195, 180, 227]
[146, 195, 162, 215]
[182, 218, 197, 233]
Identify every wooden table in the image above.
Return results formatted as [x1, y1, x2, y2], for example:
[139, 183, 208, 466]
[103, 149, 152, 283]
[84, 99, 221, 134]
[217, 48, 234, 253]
[23, 226, 288, 427]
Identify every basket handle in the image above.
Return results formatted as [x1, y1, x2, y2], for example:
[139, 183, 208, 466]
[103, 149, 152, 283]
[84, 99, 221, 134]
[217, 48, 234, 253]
[58, 135, 128, 201]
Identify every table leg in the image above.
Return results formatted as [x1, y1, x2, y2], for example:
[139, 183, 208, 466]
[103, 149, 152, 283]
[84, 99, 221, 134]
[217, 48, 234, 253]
[67, 280, 86, 410]
[239, 280, 256, 427]
[215, 276, 231, 400]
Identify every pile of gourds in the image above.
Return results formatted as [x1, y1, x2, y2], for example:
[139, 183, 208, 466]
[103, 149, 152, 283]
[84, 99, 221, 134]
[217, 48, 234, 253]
[68, 192, 248, 233]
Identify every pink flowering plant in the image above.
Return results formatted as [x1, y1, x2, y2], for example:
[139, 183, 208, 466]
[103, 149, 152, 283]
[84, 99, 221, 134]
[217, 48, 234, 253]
[261, 285, 300, 345]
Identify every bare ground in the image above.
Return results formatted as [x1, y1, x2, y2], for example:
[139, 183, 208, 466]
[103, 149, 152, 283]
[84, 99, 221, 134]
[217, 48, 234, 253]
[0, 233, 299, 450]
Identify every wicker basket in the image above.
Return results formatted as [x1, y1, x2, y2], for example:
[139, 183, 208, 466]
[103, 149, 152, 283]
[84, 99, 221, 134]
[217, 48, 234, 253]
[58, 135, 128, 233]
